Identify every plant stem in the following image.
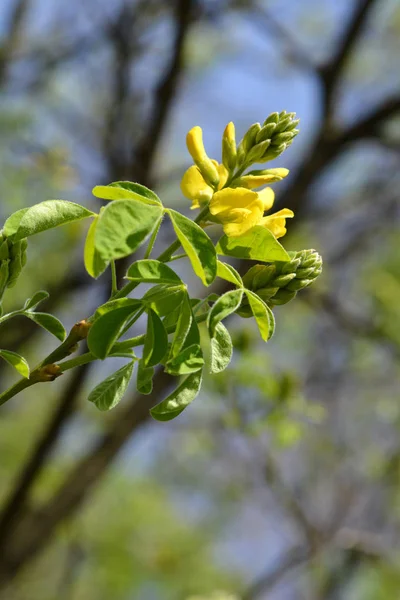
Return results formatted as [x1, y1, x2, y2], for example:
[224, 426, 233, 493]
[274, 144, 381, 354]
[110, 260, 118, 296]
[114, 206, 210, 300]
[59, 311, 210, 373]
[143, 216, 162, 259]
[0, 205, 212, 407]
[0, 378, 35, 407]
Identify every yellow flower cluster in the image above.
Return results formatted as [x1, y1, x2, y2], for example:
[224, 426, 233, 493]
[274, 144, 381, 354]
[180, 124, 294, 238]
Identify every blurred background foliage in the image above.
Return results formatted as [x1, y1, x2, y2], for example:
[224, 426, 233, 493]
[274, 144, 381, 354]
[0, 0, 399, 598]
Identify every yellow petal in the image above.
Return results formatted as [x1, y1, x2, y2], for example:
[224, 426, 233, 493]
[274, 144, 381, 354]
[257, 187, 275, 211]
[209, 187, 259, 215]
[211, 160, 229, 190]
[186, 126, 206, 162]
[261, 208, 294, 239]
[239, 168, 289, 189]
[212, 195, 264, 237]
[180, 165, 213, 205]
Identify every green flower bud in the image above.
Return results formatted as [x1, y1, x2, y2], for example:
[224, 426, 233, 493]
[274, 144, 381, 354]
[271, 131, 295, 146]
[256, 122, 276, 143]
[246, 139, 271, 164]
[263, 112, 279, 126]
[269, 289, 297, 305]
[240, 249, 322, 309]
[261, 143, 287, 162]
[285, 119, 300, 132]
[242, 123, 261, 152]
[274, 115, 294, 134]
[222, 122, 237, 171]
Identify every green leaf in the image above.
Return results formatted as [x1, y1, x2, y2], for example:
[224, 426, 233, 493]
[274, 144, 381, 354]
[216, 226, 290, 262]
[84, 215, 109, 278]
[88, 361, 135, 411]
[143, 309, 168, 367]
[165, 344, 204, 376]
[0, 349, 30, 378]
[207, 289, 243, 337]
[136, 360, 155, 395]
[24, 312, 66, 341]
[88, 299, 142, 359]
[143, 284, 184, 317]
[94, 199, 163, 261]
[93, 181, 161, 205]
[23, 290, 49, 310]
[216, 260, 243, 287]
[3, 201, 94, 241]
[169, 293, 192, 359]
[126, 259, 181, 284]
[150, 370, 203, 422]
[244, 289, 275, 341]
[94, 298, 142, 319]
[167, 209, 217, 286]
[210, 322, 233, 374]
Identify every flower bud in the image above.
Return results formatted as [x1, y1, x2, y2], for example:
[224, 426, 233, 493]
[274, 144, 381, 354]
[256, 122, 276, 143]
[240, 249, 322, 309]
[238, 168, 289, 189]
[186, 126, 220, 187]
[222, 122, 237, 171]
[246, 139, 271, 164]
[263, 112, 279, 126]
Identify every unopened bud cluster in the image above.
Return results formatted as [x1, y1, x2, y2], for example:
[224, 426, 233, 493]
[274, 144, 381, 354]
[0, 232, 28, 298]
[239, 249, 322, 316]
[236, 110, 299, 168]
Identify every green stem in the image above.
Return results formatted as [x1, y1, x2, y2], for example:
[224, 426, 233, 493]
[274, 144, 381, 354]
[0, 206, 212, 407]
[110, 260, 118, 297]
[0, 378, 35, 407]
[114, 206, 210, 300]
[168, 253, 187, 262]
[143, 216, 162, 259]
[59, 312, 210, 374]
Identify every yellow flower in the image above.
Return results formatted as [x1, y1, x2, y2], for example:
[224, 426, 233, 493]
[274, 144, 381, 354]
[209, 187, 264, 237]
[181, 161, 228, 209]
[210, 185, 293, 239]
[185, 126, 220, 187]
[261, 208, 294, 238]
[239, 168, 289, 189]
[181, 166, 213, 209]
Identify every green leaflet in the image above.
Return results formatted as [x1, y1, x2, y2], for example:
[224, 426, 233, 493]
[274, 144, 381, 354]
[143, 284, 184, 317]
[94, 199, 163, 261]
[94, 298, 142, 319]
[3, 201, 94, 241]
[210, 322, 233, 374]
[216, 226, 290, 262]
[88, 361, 135, 411]
[24, 312, 66, 341]
[93, 181, 161, 205]
[0, 349, 30, 378]
[142, 309, 168, 367]
[216, 260, 243, 287]
[150, 370, 203, 422]
[84, 216, 109, 278]
[126, 259, 181, 285]
[88, 299, 142, 360]
[136, 360, 154, 395]
[167, 209, 217, 286]
[165, 344, 204, 376]
[23, 290, 49, 311]
[245, 289, 275, 341]
[207, 289, 243, 337]
[169, 293, 192, 359]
